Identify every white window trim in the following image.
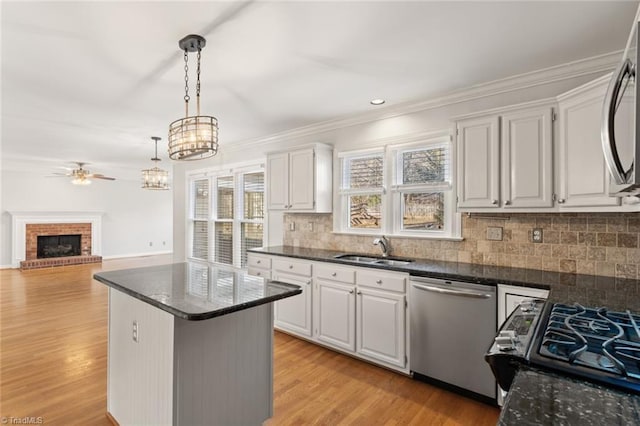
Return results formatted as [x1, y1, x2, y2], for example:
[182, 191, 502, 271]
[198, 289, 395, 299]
[334, 133, 461, 240]
[185, 162, 266, 268]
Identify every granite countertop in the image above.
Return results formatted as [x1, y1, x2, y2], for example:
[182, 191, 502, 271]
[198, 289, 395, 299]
[250, 246, 640, 311]
[500, 368, 640, 425]
[251, 245, 640, 424]
[93, 262, 301, 320]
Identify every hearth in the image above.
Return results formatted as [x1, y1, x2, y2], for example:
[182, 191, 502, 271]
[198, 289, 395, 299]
[37, 234, 81, 259]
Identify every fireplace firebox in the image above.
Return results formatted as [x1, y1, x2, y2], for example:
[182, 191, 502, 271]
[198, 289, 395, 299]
[37, 234, 82, 259]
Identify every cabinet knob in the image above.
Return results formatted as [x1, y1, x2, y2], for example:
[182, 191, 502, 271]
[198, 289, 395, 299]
[357, 291, 362, 295]
[256, 260, 261, 264]
[306, 280, 311, 285]
[558, 199, 566, 204]
[289, 265, 294, 269]
[376, 279, 383, 284]
[331, 272, 337, 277]
[257, 272, 262, 276]
[349, 289, 354, 294]
[504, 200, 511, 206]
[491, 199, 498, 205]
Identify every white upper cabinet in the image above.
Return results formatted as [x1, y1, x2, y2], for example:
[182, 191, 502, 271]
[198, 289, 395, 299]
[456, 116, 501, 208]
[456, 103, 554, 211]
[501, 107, 554, 208]
[557, 76, 620, 208]
[266, 144, 333, 212]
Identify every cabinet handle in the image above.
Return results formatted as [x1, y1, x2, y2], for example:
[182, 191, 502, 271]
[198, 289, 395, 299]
[376, 279, 383, 284]
[504, 200, 511, 206]
[491, 199, 498, 205]
[558, 199, 566, 204]
[331, 272, 337, 277]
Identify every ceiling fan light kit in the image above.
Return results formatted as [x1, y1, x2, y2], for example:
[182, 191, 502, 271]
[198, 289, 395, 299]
[168, 34, 219, 161]
[142, 136, 170, 190]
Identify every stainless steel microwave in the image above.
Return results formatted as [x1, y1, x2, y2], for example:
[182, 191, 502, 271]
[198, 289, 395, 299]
[602, 7, 640, 197]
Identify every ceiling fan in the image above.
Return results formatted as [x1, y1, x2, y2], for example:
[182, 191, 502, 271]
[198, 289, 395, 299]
[49, 162, 116, 185]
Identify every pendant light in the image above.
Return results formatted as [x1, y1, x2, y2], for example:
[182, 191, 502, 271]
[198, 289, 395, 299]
[142, 136, 170, 190]
[168, 34, 218, 161]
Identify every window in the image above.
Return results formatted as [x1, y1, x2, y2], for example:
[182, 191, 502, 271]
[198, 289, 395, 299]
[335, 135, 459, 239]
[188, 165, 265, 267]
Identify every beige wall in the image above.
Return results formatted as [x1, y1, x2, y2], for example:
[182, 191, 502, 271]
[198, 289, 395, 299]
[284, 212, 640, 279]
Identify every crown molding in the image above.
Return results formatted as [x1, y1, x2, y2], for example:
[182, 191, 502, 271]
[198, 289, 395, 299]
[222, 49, 622, 154]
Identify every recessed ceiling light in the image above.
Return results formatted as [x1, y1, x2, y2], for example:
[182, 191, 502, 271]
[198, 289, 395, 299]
[370, 99, 385, 106]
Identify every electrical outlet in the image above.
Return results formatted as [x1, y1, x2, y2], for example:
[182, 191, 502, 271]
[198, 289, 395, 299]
[532, 228, 543, 243]
[486, 227, 503, 241]
[132, 320, 139, 343]
[149, 241, 153, 247]
[162, 241, 166, 246]
[307, 222, 314, 232]
[289, 222, 295, 231]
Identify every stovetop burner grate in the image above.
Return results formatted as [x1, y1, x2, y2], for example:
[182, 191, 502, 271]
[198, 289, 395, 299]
[538, 303, 640, 380]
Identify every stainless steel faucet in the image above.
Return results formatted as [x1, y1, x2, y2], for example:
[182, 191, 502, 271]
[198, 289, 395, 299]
[373, 236, 390, 257]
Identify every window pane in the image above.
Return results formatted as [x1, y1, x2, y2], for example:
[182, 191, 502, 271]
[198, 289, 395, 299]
[402, 192, 444, 230]
[343, 155, 383, 189]
[216, 176, 234, 219]
[349, 195, 381, 229]
[402, 147, 449, 185]
[192, 220, 208, 260]
[244, 172, 264, 220]
[214, 222, 233, 265]
[193, 179, 209, 219]
[241, 223, 264, 267]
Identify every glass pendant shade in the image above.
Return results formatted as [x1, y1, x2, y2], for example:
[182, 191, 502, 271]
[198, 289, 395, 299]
[142, 136, 170, 190]
[168, 34, 218, 161]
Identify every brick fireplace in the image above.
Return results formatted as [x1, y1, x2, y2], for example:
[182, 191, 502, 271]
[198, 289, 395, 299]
[10, 212, 103, 269]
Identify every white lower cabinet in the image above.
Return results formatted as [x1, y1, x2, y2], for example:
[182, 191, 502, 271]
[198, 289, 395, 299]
[272, 272, 313, 337]
[315, 279, 356, 351]
[356, 287, 406, 368]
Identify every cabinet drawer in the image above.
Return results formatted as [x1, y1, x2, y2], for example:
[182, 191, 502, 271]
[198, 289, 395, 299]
[356, 270, 406, 293]
[247, 254, 271, 269]
[247, 267, 271, 280]
[273, 257, 312, 277]
[315, 263, 355, 284]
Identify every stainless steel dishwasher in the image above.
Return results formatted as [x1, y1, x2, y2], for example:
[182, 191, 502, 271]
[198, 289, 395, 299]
[410, 276, 496, 399]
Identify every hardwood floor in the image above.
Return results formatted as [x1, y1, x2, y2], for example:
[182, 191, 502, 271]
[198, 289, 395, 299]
[1, 257, 499, 425]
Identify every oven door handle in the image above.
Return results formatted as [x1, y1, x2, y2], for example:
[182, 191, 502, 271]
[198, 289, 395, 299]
[601, 57, 635, 185]
[411, 282, 493, 299]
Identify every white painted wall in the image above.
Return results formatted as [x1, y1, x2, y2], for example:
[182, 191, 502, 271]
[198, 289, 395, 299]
[0, 170, 173, 267]
[171, 72, 606, 261]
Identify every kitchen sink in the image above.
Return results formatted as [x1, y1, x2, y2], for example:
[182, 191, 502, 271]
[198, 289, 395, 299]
[333, 254, 380, 263]
[334, 254, 414, 266]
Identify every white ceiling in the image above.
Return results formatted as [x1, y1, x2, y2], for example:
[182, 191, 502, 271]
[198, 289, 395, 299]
[1, 1, 638, 180]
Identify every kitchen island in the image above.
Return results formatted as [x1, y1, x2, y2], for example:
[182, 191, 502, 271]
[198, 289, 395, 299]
[93, 262, 301, 426]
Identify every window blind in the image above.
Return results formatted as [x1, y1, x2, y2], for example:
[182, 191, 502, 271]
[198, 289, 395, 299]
[192, 220, 208, 260]
[241, 223, 263, 267]
[216, 176, 234, 219]
[214, 222, 233, 265]
[243, 172, 264, 220]
[341, 154, 384, 191]
[398, 145, 450, 188]
[193, 179, 209, 219]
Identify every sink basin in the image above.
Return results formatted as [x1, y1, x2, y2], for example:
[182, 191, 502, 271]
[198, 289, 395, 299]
[333, 254, 380, 263]
[334, 254, 414, 266]
[374, 259, 412, 266]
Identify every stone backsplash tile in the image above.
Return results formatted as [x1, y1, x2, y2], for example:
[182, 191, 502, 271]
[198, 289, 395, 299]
[282, 212, 640, 278]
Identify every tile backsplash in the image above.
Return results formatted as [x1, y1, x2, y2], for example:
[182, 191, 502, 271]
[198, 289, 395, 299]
[283, 212, 640, 278]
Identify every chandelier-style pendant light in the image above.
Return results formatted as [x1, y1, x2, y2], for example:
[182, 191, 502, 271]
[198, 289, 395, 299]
[142, 136, 170, 190]
[168, 34, 218, 161]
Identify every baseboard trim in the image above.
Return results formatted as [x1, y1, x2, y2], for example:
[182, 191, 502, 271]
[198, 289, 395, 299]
[102, 251, 173, 260]
[105, 411, 119, 426]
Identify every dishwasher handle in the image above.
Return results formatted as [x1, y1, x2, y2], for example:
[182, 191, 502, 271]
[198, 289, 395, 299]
[411, 282, 493, 299]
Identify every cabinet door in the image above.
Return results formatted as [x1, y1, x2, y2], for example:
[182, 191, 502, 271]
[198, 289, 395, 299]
[456, 116, 501, 208]
[315, 279, 356, 351]
[267, 152, 289, 210]
[356, 287, 405, 368]
[501, 107, 553, 208]
[273, 274, 312, 337]
[289, 148, 315, 210]
[558, 83, 620, 207]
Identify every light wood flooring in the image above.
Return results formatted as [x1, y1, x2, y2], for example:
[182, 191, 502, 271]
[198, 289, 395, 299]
[1, 256, 499, 425]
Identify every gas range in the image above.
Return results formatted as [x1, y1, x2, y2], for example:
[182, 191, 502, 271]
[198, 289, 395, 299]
[486, 301, 640, 395]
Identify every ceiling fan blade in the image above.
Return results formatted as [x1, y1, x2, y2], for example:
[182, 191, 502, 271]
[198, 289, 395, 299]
[46, 174, 72, 178]
[91, 174, 116, 181]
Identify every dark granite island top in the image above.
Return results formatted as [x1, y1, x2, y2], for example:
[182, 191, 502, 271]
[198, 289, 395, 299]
[93, 261, 301, 425]
[93, 261, 301, 320]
